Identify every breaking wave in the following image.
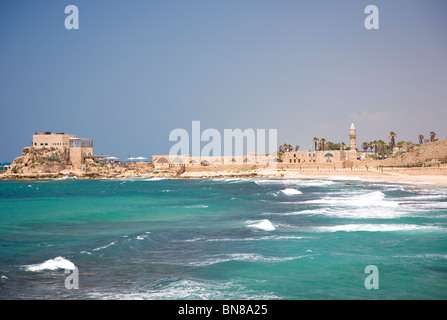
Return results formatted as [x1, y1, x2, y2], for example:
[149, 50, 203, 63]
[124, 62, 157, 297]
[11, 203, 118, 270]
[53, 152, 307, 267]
[23, 256, 75, 272]
[246, 219, 276, 231]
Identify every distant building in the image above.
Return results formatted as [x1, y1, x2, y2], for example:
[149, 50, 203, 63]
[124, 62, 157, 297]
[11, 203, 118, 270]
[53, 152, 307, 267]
[282, 123, 359, 166]
[152, 154, 275, 169]
[282, 150, 348, 164]
[152, 123, 361, 169]
[0, 162, 11, 171]
[32, 132, 93, 170]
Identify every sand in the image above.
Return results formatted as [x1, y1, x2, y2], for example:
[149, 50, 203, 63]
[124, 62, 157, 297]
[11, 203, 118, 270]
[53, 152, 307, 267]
[2, 166, 447, 186]
[178, 167, 447, 186]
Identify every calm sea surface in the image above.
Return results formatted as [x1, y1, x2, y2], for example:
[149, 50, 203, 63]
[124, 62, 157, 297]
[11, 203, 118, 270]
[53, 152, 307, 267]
[0, 177, 446, 299]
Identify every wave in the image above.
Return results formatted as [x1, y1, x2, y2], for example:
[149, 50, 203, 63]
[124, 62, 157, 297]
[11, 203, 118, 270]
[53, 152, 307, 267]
[190, 253, 310, 267]
[254, 179, 335, 187]
[306, 191, 396, 208]
[393, 254, 447, 260]
[313, 224, 443, 233]
[93, 241, 117, 252]
[177, 235, 306, 242]
[246, 219, 275, 231]
[280, 188, 302, 196]
[210, 178, 245, 183]
[184, 204, 208, 208]
[136, 232, 151, 240]
[144, 177, 167, 181]
[87, 279, 281, 300]
[55, 176, 77, 180]
[23, 256, 75, 272]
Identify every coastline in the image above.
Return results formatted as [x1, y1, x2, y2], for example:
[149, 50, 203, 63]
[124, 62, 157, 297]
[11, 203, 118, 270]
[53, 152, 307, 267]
[1, 167, 447, 186]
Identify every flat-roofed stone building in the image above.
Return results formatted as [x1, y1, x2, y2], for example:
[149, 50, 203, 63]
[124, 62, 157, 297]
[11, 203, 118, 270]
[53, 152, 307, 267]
[32, 132, 93, 170]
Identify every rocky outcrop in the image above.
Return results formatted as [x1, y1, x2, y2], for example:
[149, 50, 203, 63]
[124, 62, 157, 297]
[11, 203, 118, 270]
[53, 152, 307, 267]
[379, 138, 447, 167]
[8, 147, 69, 174]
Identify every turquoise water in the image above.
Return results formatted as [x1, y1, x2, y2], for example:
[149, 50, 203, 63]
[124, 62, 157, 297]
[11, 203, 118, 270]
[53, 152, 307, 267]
[0, 177, 446, 299]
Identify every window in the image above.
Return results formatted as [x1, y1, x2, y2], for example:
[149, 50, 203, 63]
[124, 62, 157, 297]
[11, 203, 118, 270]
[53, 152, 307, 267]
[289, 159, 292, 163]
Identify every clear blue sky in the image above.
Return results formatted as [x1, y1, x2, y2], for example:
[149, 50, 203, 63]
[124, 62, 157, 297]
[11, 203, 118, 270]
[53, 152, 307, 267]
[1, 0, 446, 161]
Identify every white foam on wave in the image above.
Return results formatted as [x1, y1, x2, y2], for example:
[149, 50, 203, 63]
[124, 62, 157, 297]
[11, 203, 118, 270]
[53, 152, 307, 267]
[179, 235, 306, 242]
[136, 232, 151, 240]
[23, 256, 75, 272]
[280, 188, 302, 196]
[255, 179, 335, 187]
[246, 219, 276, 231]
[393, 253, 447, 260]
[56, 176, 77, 180]
[93, 241, 117, 251]
[144, 177, 167, 181]
[282, 190, 406, 219]
[314, 224, 442, 233]
[310, 191, 394, 207]
[184, 204, 208, 208]
[211, 178, 244, 183]
[190, 253, 310, 267]
[87, 279, 280, 300]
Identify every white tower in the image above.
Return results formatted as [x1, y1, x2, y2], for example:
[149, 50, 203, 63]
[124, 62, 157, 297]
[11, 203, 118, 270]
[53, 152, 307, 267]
[348, 123, 357, 161]
[349, 123, 357, 151]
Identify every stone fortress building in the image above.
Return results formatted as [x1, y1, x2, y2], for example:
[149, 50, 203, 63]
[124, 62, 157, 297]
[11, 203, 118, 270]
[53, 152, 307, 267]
[153, 123, 361, 169]
[32, 132, 93, 170]
[282, 123, 360, 166]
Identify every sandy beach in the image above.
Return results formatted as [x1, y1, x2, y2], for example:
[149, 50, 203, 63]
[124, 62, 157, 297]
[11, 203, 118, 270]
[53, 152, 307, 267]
[2, 163, 447, 186]
[163, 166, 447, 186]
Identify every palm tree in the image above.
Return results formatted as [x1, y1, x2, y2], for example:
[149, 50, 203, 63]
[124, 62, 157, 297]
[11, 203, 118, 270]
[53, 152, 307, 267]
[377, 140, 386, 158]
[362, 142, 369, 152]
[294, 145, 300, 151]
[419, 134, 424, 145]
[430, 131, 436, 142]
[312, 137, 319, 151]
[389, 131, 397, 151]
[319, 138, 326, 151]
[341, 142, 346, 151]
[371, 140, 378, 155]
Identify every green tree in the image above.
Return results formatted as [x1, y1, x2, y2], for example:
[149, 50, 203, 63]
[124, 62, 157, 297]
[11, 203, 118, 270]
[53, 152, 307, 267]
[430, 131, 436, 142]
[419, 134, 424, 145]
[319, 138, 326, 151]
[389, 131, 397, 151]
[371, 140, 378, 155]
[362, 142, 369, 152]
[312, 137, 319, 151]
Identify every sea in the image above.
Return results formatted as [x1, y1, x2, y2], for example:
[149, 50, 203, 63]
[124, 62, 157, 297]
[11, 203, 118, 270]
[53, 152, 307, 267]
[0, 177, 446, 300]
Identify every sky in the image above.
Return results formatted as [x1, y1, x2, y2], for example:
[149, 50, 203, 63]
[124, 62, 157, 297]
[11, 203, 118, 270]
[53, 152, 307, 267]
[1, 0, 446, 161]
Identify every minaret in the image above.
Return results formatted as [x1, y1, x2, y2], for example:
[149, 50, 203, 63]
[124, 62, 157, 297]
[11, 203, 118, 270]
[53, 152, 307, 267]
[349, 123, 357, 151]
[349, 123, 357, 161]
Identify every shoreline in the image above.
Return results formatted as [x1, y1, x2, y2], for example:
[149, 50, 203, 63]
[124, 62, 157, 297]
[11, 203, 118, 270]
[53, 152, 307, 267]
[1, 167, 447, 186]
